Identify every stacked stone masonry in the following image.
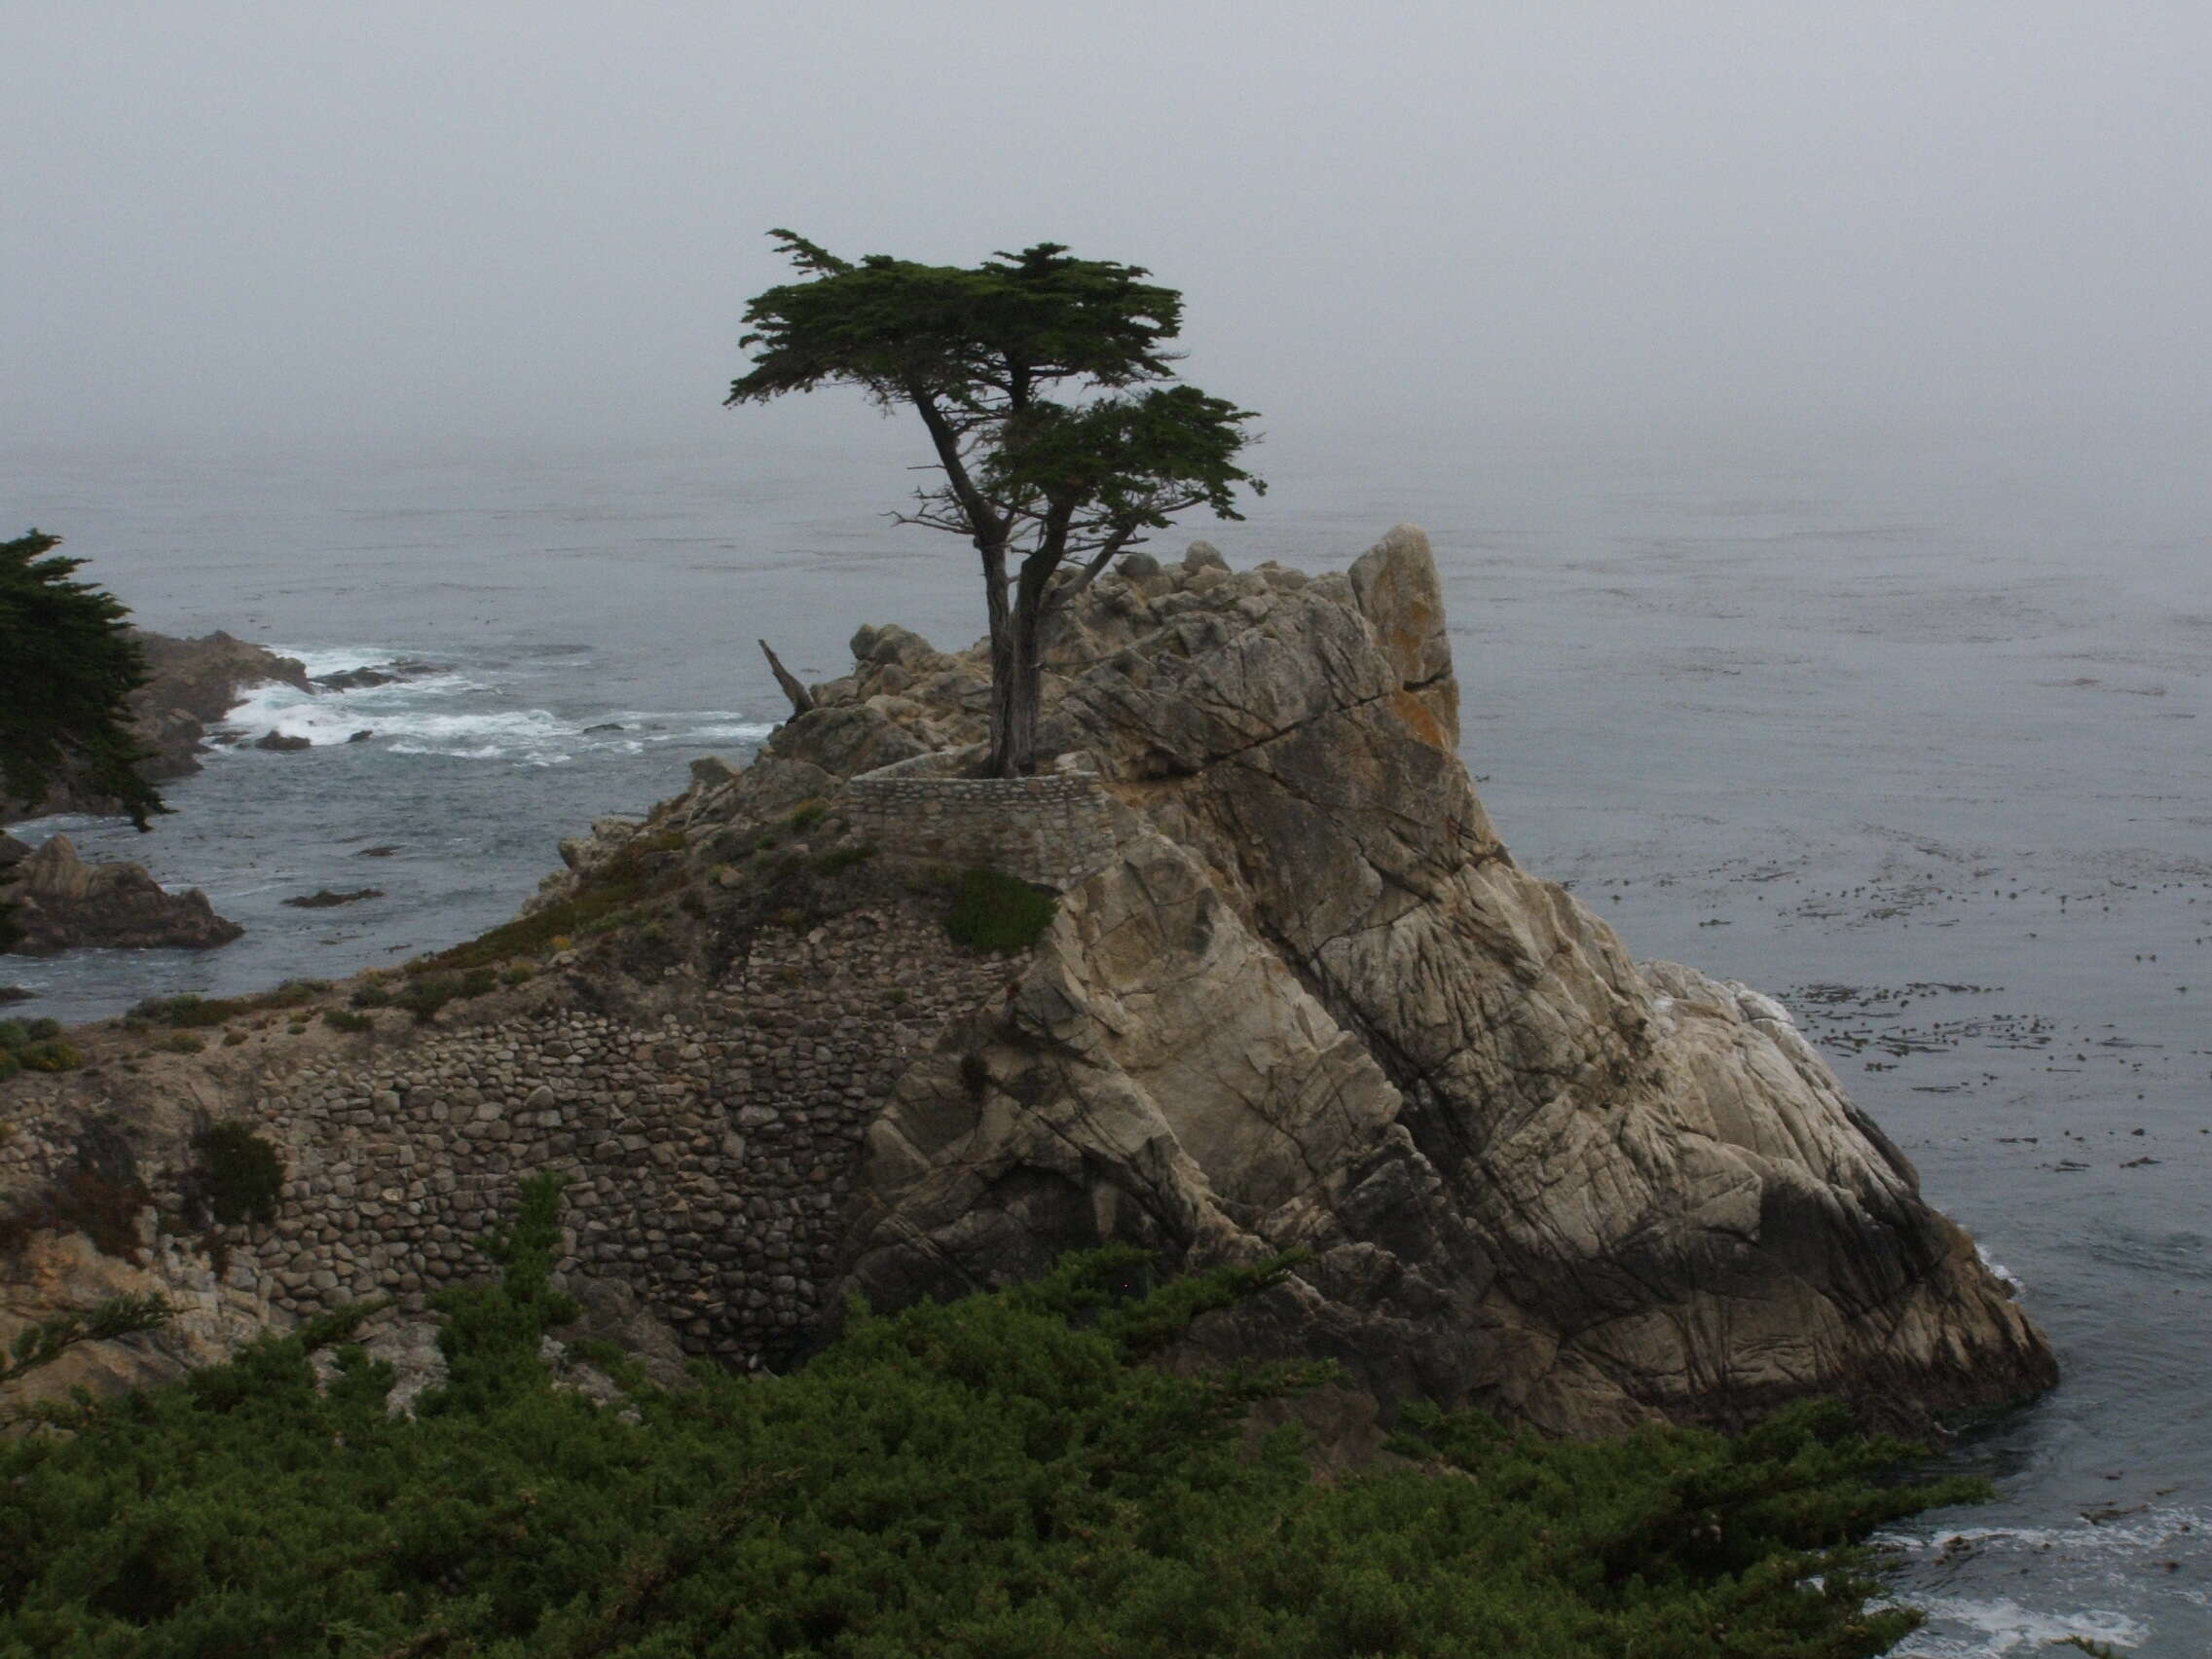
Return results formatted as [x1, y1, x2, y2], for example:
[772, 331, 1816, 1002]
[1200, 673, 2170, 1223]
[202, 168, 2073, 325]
[844, 758, 1120, 893]
[1, 900, 1026, 1371]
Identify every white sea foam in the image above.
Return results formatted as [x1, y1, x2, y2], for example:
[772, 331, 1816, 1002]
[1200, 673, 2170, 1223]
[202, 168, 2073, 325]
[1890, 1594, 2146, 1655]
[1975, 1242, 2025, 1295]
[210, 662, 775, 766]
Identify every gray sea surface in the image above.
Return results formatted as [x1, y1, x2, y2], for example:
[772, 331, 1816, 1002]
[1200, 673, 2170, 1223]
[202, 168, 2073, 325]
[6, 424, 2210, 1653]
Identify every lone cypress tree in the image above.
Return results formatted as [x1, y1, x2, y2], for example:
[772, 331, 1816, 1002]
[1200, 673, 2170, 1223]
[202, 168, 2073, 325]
[0, 530, 163, 830]
[728, 234, 1264, 777]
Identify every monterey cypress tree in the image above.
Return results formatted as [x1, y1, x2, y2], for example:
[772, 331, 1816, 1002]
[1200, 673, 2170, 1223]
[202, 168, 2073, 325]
[728, 234, 1265, 778]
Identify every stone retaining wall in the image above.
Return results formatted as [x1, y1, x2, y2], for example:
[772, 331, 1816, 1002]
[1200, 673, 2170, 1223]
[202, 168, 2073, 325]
[0, 898, 1024, 1372]
[845, 754, 1121, 892]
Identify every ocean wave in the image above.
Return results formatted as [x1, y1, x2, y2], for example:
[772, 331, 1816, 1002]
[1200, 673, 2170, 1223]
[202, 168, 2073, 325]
[211, 660, 774, 765]
[1889, 1593, 2147, 1656]
[1881, 1504, 2208, 1655]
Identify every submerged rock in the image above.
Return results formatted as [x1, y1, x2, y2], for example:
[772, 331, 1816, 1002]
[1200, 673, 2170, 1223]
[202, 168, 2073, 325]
[280, 888, 383, 909]
[2, 835, 242, 955]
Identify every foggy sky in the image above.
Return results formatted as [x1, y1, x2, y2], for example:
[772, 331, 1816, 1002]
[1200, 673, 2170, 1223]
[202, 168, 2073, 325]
[7, 2, 2209, 458]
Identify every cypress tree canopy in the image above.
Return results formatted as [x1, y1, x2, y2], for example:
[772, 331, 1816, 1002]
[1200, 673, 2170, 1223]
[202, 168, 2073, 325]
[0, 530, 163, 830]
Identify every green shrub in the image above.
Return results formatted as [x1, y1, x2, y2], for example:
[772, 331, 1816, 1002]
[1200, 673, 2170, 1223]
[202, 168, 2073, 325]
[0, 1180, 1986, 1657]
[322, 1009, 375, 1034]
[156, 1033, 204, 1055]
[0, 1020, 33, 1052]
[392, 967, 499, 1022]
[221, 1030, 246, 1048]
[812, 843, 876, 876]
[188, 1124, 285, 1227]
[0, 1051, 16, 1083]
[17, 1040, 82, 1073]
[22, 1017, 59, 1042]
[944, 866, 1057, 953]
[785, 798, 830, 832]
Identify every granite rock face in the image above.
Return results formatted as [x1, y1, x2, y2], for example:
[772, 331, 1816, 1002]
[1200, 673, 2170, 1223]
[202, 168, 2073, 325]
[3, 835, 243, 955]
[797, 526, 2055, 1432]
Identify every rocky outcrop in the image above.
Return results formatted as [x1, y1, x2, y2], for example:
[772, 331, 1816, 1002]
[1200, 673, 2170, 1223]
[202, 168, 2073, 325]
[0, 629, 312, 825]
[0, 527, 2054, 1438]
[774, 528, 2055, 1433]
[2, 835, 242, 955]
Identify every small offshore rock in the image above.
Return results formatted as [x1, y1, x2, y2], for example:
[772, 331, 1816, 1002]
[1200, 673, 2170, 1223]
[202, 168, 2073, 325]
[254, 731, 311, 753]
[280, 888, 385, 909]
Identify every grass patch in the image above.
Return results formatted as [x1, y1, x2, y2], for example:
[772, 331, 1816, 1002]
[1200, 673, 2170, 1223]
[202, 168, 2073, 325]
[155, 1034, 204, 1055]
[944, 867, 1057, 953]
[322, 1009, 375, 1034]
[812, 844, 876, 876]
[127, 982, 326, 1030]
[422, 830, 690, 973]
[392, 968, 499, 1023]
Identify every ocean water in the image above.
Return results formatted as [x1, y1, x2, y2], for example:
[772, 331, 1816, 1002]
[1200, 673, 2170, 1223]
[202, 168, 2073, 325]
[7, 421, 2210, 1652]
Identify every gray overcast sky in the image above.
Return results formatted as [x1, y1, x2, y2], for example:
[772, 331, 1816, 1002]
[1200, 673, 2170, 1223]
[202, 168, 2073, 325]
[6, 2, 2208, 455]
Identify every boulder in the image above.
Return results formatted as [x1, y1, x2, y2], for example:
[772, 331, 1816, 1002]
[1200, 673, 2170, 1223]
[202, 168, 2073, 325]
[2, 836, 243, 955]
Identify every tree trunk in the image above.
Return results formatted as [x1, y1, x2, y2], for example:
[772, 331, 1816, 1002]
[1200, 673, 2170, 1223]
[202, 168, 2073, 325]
[987, 554, 1053, 777]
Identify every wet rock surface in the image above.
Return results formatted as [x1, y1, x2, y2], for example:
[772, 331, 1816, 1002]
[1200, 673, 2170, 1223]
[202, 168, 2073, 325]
[2, 835, 243, 955]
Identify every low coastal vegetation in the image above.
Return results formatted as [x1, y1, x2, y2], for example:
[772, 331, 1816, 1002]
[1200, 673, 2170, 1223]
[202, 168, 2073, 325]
[0, 1018, 79, 1079]
[0, 1177, 1983, 1656]
[944, 866, 1059, 953]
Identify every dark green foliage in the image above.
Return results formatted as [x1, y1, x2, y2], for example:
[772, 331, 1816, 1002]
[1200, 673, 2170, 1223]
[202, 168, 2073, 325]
[0, 530, 165, 829]
[945, 866, 1058, 952]
[322, 1008, 376, 1033]
[784, 799, 830, 832]
[187, 1124, 285, 1227]
[0, 1185, 1984, 1657]
[730, 234, 1264, 777]
[1, 1293, 174, 1425]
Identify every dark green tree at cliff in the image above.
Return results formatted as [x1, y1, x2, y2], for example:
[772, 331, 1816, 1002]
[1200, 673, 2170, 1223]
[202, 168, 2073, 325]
[728, 234, 1264, 777]
[0, 530, 163, 829]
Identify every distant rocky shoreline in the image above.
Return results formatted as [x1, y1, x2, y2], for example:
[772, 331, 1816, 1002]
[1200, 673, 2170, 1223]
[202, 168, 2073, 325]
[0, 628, 312, 827]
